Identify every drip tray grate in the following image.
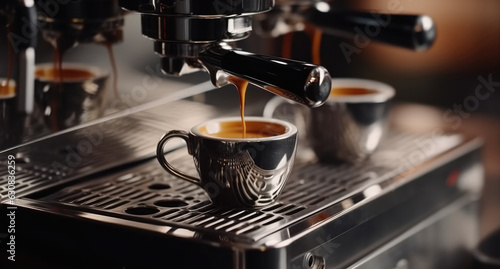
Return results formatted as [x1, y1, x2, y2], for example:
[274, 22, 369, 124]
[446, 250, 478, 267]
[38, 131, 464, 242]
[0, 99, 222, 199]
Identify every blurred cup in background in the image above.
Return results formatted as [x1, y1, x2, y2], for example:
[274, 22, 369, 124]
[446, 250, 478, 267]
[34, 63, 109, 131]
[264, 78, 395, 164]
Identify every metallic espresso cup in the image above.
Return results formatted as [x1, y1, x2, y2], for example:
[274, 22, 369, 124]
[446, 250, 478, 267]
[156, 117, 298, 208]
[34, 63, 109, 131]
[264, 78, 395, 164]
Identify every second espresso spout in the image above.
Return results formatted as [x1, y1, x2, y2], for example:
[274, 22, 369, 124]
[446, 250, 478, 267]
[199, 45, 332, 108]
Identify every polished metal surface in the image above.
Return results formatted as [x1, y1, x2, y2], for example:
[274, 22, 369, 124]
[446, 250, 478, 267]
[0, 97, 222, 199]
[34, 63, 110, 130]
[37, 0, 124, 49]
[200, 45, 332, 108]
[0, 0, 36, 151]
[117, 0, 336, 107]
[306, 98, 392, 164]
[348, 195, 479, 269]
[254, 1, 436, 51]
[264, 78, 395, 163]
[0, 0, 36, 115]
[3, 122, 483, 268]
[116, 0, 335, 108]
[127, 0, 262, 47]
[14, 131, 473, 241]
[0, 1, 486, 268]
[157, 117, 298, 207]
[119, 0, 273, 76]
[119, 0, 274, 15]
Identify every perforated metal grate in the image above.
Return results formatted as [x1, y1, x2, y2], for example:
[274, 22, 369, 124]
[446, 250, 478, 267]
[38, 131, 464, 241]
[0, 100, 222, 199]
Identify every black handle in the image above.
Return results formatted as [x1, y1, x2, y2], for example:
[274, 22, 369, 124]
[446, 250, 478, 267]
[306, 9, 436, 51]
[200, 46, 332, 107]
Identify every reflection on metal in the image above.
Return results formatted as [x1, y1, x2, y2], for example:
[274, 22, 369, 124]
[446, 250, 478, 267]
[0, 99, 222, 199]
[362, 184, 382, 199]
[4, 127, 483, 268]
[347, 195, 479, 269]
[0, 92, 484, 268]
[156, 117, 298, 207]
[13, 130, 477, 243]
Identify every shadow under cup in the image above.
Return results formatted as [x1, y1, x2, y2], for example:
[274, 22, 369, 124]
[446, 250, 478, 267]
[34, 63, 109, 130]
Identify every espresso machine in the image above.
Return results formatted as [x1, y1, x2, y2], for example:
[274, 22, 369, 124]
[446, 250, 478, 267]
[0, 0, 36, 149]
[0, 0, 489, 268]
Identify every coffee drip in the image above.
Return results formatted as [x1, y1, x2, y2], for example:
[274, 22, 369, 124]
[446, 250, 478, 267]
[37, 0, 124, 86]
[199, 44, 332, 108]
[197, 42, 332, 139]
[227, 76, 250, 138]
[37, 2, 123, 131]
[0, 0, 36, 114]
[120, 0, 333, 109]
[0, 0, 37, 149]
[45, 42, 118, 130]
[1, 25, 13, 95]
[104, 42, 119, 100]
[282, 24, 323, 65]
[255, 2, 436, 52]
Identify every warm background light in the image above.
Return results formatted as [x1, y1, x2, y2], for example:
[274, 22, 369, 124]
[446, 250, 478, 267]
[356, 0, 500, 74]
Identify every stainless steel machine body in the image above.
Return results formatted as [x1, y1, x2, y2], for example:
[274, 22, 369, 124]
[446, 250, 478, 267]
[0, 89, 483, 268]
[0, 1, 485, 268]
[1, 0, 438, 148]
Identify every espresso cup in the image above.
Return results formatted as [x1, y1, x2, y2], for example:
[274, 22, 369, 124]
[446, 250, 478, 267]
[0, 78, 16, 98]
[1, 78, 24, 149]
[34, 63, 109, 130]
[264, 78, 395, 164]
[156, 116, 298, 208]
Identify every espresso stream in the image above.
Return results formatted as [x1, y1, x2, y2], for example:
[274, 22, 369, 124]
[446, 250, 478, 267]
[43, 40, 119, 131]
[227, 76, 249, 138]
[50, 46, 67, 131]
[282, 24, 322, 65]
[104, 42, 120, 99]
[221, 27, 375, 140]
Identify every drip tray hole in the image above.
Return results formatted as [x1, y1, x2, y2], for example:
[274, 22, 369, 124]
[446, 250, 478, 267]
[148, 183, 171, 190]
[154, 199, 188, 208]
[125, 206, 160, 215]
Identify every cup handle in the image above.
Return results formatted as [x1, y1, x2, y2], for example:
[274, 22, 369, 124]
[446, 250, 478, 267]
[263, 96, 291, 119]
[156, 130, 200, 185]
[263, 96, 310, 150]
[263, 96, 307, 126]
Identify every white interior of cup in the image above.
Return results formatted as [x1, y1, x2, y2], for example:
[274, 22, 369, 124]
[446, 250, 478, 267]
[328, 78, 395, 103]
[35, 63, 109, 82]
[192, 116, 297, 141]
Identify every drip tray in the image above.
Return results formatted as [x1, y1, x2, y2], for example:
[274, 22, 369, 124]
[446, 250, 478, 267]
[4, 130, 483, 269]
[22, 131, 475, 244]
[0, 98, 223, 199]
